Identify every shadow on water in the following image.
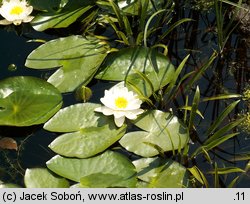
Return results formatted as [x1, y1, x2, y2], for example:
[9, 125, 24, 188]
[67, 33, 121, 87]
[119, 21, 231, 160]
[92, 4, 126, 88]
[0, 1, 249, 187]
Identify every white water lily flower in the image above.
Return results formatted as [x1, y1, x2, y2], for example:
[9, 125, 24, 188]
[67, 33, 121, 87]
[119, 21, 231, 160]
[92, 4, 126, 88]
[0, 0, 34, 25]
[95, 84, 144, 127]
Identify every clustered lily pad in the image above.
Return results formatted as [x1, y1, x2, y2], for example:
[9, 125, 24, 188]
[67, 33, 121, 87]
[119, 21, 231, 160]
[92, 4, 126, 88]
[0, 0, 246, 189]
[41, 100, 190, 187]
[0, 0, 192, 188]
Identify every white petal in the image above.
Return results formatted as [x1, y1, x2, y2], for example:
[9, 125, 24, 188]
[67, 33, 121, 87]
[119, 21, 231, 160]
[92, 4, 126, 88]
[13, 20, 22, 25]
[102, 107, 114, 116]
[25, 6, 33, 16]
[126, 99, 142, 110]
[100, 96, 115, 109]
[124, 113, 137, 120]
[0, 19, 12, 25]
[22, 15, 34, 22]
[113, 110, 126, 118]
[95, 106, 114, 116]
[124, 109, 144, 119]
[114, 116, 125, 127]
[94, 107, 102, 112]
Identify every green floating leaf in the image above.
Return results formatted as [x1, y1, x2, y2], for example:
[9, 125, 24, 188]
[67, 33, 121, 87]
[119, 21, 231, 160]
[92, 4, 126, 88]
[133, 157, 190, 188]
[31, 6, 93, 31]
[45, 103, 126, 158]
[95, 47, 175, 97]
[0, 183, 21, 188]
[49, 125, 126, 158]
[47, 151, 136, 187]
[0, 76, 62, 126]
[80, 173, 125, 188]
[133, 157, 164, 182]
[24, 168, 69, 188]
[136, 181, 149, 188]
[44, 103, 106, 132]
[119, 110, 189, 157]
[25, 35, 108, 93]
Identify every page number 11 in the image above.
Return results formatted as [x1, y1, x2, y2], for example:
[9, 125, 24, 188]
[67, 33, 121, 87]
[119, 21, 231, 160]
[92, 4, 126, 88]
[235, 192, 245, 201]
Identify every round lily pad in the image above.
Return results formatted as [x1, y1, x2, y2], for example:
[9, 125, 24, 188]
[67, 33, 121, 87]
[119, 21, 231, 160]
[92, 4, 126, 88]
[24, 168, 69, 188]
[0, 76, 62, 126]
[46, 151, 136, 187]
[119, 110, 189, 157]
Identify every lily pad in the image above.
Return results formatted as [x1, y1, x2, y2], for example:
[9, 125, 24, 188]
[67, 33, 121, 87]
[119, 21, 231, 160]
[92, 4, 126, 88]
[0, 76, 62, 126]
[133, 157, 164, 182]
[45, 103, 126, 158]
[49, 125, 126, 158]
[44, 103, 116, 132]
[25, 35, 108, 93]
[133, 157, 190, 188]
[119, 110, 189, 157]
[80, 173, 126, 188]
[46, 151, 136, 187]
[95, 47, 175, 97]
[31, 6, 93, 31]
[24, 168, 69, 188]
[0, 183, 21, 188]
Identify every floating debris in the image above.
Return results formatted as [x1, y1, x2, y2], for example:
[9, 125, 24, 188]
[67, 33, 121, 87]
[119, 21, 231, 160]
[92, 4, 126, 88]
[0, 137, 18, 151]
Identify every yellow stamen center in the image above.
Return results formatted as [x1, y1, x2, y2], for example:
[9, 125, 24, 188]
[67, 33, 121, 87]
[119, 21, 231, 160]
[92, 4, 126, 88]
[10, 6, 24, 15]
[115, 97, 128, 109]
